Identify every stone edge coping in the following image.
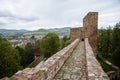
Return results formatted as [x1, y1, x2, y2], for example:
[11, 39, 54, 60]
[10, 39, 80, 80]
[41, 39, 79, 68]
[85, 38, 109, 80]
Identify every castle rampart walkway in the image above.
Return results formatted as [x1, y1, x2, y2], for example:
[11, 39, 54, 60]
[1, 12, 110, 80]
[10, 38, 109, 80]
[54, 41, 87, 80]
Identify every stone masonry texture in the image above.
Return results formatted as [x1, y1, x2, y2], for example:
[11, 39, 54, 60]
[83, 12, 98, 56]
[8, 12, 109, 80]
[70, 12, 98, 56]
[54, 41, 87, 80]
[85, 38, 109, 80]
[10, 39, 80, 80]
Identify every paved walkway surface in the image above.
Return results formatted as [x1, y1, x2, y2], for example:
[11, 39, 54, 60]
[54, 41, 87, 80]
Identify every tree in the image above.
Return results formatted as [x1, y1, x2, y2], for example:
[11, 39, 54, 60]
[15, 46, 26, 67]
[98, 22, 120, 68]
[63, 35, 68, 42]
[0, 33, 6, 40]
[16, 42, 40, 67]
[98, 26, 112, 58]
[112, 23, 120, 67]
[0, 40, 22, 78]
[60, 35, 71, 49]
[30, 35, 36, 43]
[23, 43, 35, 67]
[34, 40, 41, 49]
[40, 32, 60, 58]
[0, 33, 3, 39]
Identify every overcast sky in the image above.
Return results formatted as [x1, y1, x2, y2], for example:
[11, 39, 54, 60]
[0, 0, 120, 30]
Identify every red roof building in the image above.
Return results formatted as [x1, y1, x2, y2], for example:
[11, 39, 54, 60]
[34, 49, 41, 59]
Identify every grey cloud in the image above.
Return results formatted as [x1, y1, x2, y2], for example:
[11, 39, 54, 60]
[0, 0, 120, 30]
[0, 9, 38, 25]
[18, 17, 39, 22]
[0, 11, 14, 17]
[0, 22, 6, 25]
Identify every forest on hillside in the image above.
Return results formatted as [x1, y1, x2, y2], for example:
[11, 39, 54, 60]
[98, 22, 120, 67]
[0, 22, 120, 79]
[97, 22, 120, 80]
[0, 32, 70, 78]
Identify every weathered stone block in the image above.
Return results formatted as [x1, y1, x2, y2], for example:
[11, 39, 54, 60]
[85, 38, 109, 80]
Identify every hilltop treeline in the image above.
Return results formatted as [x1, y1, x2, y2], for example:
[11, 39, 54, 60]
[98, 22, 120, 68]
[0, 32, 70, 78]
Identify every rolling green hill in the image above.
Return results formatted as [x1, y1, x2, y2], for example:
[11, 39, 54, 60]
[23, 27, 70, 36]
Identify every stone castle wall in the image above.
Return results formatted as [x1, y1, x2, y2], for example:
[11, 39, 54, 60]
[85, 38, 109, 80]
[70, 12, 98, 56]
[4, 12, 108, 80]
[70, 27, 81, 42]
[10, 39, 80, 80]
[83, 12, 98, 56]
[9, 38, 109, 80]
[70, 27, 84, 42]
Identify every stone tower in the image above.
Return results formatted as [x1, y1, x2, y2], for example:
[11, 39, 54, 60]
[70, 27, 84, 42]
[83, 12, 98, 56]
[70, 12, 98, 56]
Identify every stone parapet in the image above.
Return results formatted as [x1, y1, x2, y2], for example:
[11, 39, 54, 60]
[85, 38, 109, 80]
[10, 39, 80, 80]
